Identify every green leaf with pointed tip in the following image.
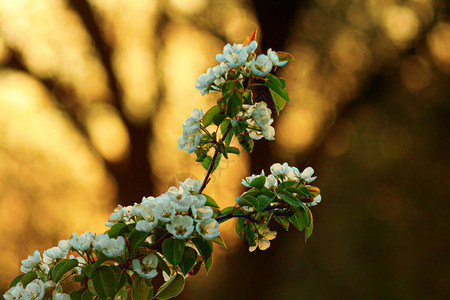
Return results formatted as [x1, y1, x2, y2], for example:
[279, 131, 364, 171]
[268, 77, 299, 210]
[278, 192, 306, 208]
[202, 194, 219, 208]
[52, 259, 78, 283]
[179, 246, 198, 276]
[115, 270, 129, 296]
[235, 217, 246, 238]
[132, 276, 153, 300]
[286, 186, 312, 198]
[203, 105, 220, 127]
[238, 134, 254, 153]
[265, 74, 289, 115]
[212, 235, 227, 249]
[274, 215, 290, 231]
[8, 274, 24, 289]
[191, 237, 213, 272]
[288, 207, 309, 232]
[225, 146, 240, 155]
[154, 274, 185, 300]
[162, 238, 185, 267]
[20, 271, 37, 287]
[255, 194, 273, 212]
[245, 224, 256, 246]
[92, 265, 117, 300]
[249, 176, 266, 189]
[305, 209, 313, 241]
[220, 206, 234, 215]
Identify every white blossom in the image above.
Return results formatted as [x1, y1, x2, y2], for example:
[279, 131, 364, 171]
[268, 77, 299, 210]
[136, 220, 156, 232]
[192, 206, 213, 222]
[264, 174, 278, 188]
[92, 234, 110, 251]
[251, 54, 273, 76]
[105, 205, 127, 227]
[153, 196, 176, 222]
[69, 231, 93, 251]
[57, 239, 71, 252]
[43, 247, 68, 265]
[182, 109, 204, 134]
[287, 167, 301, 181]
[166, 215, 194, 239]
[242, 170, 265, 187]
[21, 279, 45, 300]
[300, 167, 317, 183]
[20, 250, 41, 273]
[195, 68, 215, 95]
[249, 227, 277, 252]
[270, 162, 291, 179]
[3, 282, 23, 300]
[216, 43, 248, 67]
[132, 254, 158, 279]
[196, 218, 220, 240]
[179, 178, 203, 194]
[102, 236, 125, 258]
[267, 48, 288, 67]
[177, 130, 202, 154]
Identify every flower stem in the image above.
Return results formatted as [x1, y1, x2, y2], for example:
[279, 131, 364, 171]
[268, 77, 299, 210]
[198, 122, 233, 194]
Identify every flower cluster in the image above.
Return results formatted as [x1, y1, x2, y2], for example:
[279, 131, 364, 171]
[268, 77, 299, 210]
[177, 109, 204, 153]
[195, 40, 289, 96]
[239, 102, 275, 140]
[106, 178, 220, 240]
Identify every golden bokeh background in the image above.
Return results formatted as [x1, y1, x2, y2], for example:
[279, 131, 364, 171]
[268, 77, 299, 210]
[0, 0, 448, 298]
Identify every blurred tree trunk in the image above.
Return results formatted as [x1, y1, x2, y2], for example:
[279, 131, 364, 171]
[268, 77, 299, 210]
[69, 0, 155, 206]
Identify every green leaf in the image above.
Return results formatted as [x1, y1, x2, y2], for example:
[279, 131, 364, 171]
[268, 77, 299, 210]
[154, 274, 185, 300]
[220, 206, 234, 215]
[106, 222, 127, 238]
[245, 224, 256, 246]
[305, 209, 313, 241]
[191, 237, 213, 272]
[243, 90, 253, 104]
[222, 80, 234, 98]
[162, 238, 185, 267]
[278, 192, 306, 208]
[226, 92, 243, 118]
[179, 246, 198, 276]
[203, 105, 220, 127]
[286, 186, 312, 198]
[212, 235, 228, 249]
[88, 253, 109, 277]
[288, 207, 309, 232]
[220, 119, 230, 135]
[8, 274, 24, 289]
[115, 270, 130, 296]
[203, 194, 219, 208]
[213, 113, 226, 126]
[225, 146, 240, 155]
[265, 74, 289, 115]
[202, 156, 212, 171]
[255, 194, 273, 212]
[20, 271, 37, 287]
[91, 265, 117, 300]
[235, 217, 246, 238]
[129, 229, 149, 257]
[132, 276, 153, 300]
[274, 215, 290, 231]
[52, 259, 78, 282]
[249, 176, 266, 189]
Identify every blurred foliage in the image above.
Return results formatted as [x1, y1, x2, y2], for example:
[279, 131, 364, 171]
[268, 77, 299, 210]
[0, 0, 448, 298]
